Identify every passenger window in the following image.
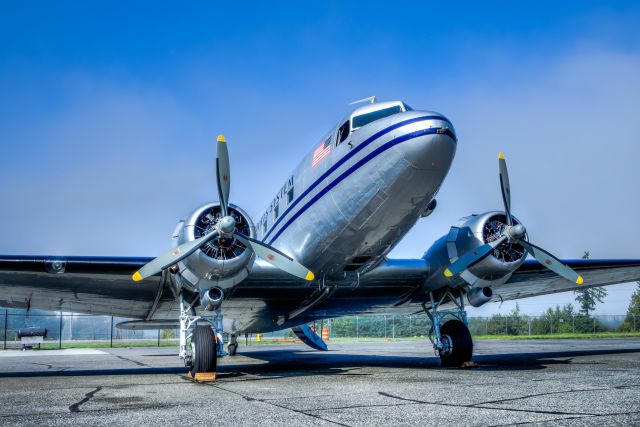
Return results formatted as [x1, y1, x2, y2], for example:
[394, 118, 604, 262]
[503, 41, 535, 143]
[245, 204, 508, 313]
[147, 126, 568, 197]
[337, 121, 350, 145]
[273, 204, 279, 220]
[287, 188, 294, 204]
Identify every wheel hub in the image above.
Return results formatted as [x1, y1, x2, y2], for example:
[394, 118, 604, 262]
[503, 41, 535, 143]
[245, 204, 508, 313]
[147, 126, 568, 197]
[439, 334, 453, 356]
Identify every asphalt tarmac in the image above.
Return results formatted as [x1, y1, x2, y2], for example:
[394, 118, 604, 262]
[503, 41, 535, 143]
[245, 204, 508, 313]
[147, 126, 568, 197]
[0, 339, 639, 426]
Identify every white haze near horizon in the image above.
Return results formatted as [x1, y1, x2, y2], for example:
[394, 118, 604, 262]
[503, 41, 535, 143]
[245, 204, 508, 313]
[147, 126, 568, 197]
[0, 46, 638, 316]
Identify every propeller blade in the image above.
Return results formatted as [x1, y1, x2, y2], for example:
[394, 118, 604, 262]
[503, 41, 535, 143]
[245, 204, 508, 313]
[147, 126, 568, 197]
[519, 240, 584, 285]
[132, 231, 219, 282]
[498, 152, 512, 226]
[234, 233, 315, 281]
[216, 134, 231, 217]
[444, 236, 508, 278]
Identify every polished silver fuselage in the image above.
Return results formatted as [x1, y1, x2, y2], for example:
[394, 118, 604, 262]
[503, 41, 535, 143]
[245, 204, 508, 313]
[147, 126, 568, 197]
[258, 110, 456, 279]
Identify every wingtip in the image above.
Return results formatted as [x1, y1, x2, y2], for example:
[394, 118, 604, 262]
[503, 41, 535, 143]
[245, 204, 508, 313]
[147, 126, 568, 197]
[576, 275, 584, 285]
[305, 271, 315, 281]
[217, 134, 226, 143]
[132, 271, 143, 282]
[444, 268, 453, 278]
[498, 152, 505, 160]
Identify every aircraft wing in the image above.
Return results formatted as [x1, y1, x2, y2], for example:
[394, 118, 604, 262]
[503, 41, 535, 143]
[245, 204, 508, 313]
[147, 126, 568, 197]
[1, 254, 639, 321]
[0, 255, 167, 318]
[493, 259, 640, 302]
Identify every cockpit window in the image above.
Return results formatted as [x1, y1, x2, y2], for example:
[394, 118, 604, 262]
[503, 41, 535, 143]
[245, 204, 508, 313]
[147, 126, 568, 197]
[337, 120, 350, 144]
[352, 105, 403, 129]
[402, 103, 413, 111]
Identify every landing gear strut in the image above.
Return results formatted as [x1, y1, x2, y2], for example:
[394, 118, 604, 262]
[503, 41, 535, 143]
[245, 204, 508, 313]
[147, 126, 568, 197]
[179, 292, 225, 374]
[422, 289, 473, 367]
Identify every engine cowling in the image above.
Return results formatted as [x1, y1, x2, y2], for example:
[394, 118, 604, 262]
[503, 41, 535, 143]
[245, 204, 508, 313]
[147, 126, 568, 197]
[171, 202, 256, 290]
[424, 211, 528, 290]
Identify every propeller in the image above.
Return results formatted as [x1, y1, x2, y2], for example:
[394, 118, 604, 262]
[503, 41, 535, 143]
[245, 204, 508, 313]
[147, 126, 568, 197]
[133, 135, 315, 282]
[443, 153, 584, 285]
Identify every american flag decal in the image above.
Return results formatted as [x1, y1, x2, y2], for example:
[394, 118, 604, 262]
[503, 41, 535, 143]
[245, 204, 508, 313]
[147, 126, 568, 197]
[312, 138, 331, 168]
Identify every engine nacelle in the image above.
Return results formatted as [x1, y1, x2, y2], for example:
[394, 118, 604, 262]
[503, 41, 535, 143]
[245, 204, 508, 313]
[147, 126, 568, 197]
[423, 211, 528, 289]
[171, 202, 256, 291]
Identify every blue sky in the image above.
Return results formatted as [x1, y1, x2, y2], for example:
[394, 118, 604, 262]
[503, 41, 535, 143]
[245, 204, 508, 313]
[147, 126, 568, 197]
[1, 1, 639, 315]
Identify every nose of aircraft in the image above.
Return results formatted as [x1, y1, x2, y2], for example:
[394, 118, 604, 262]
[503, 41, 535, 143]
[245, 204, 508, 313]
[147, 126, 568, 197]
[397, 115, 457, 172]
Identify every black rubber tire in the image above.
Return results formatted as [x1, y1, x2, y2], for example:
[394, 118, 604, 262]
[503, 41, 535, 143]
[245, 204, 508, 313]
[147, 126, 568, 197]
[191, 325, 217, 374]
[439, 319, 473, 367]
[228, 342, 237, 356]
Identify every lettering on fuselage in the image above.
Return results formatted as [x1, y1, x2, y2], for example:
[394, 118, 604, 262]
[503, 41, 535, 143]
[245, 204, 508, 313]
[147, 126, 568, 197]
[259, 175, 294, 238]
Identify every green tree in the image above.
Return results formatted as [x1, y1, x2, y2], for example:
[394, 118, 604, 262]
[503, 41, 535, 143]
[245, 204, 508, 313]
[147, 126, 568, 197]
[621, 282, 640, 332]
[574, 251, 607, 316]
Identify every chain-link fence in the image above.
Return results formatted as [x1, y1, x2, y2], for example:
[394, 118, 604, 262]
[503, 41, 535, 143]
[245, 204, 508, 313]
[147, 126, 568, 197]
[0, 311, 179, 349]
[0, 309, 637, 349]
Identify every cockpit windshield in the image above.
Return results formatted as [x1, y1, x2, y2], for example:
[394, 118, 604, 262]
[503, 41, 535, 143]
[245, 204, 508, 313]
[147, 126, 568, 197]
[352, 104, 403, 130]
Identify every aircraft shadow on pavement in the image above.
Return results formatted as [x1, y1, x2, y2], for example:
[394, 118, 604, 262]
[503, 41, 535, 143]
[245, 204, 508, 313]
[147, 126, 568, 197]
[1, 347, 639, 379]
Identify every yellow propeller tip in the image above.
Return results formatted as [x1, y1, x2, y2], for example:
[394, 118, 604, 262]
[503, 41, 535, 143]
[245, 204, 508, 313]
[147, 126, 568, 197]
[498, 152, 505, 160]
[444, 268, 453, 278]
[305, 271, 315, 281]
[576, 275, 584, 285]
[132, 271, 143, 282]
[217, 134, 226, 143]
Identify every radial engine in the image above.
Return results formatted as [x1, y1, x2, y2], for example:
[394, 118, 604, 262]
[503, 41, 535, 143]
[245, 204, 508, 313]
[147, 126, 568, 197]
[170, 202, 256, 291]
[423, 211, 528, 305]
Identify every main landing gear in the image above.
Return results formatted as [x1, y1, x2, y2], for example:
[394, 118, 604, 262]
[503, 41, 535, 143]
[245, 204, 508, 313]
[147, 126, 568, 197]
[179, 292, 224, 377]
[422, 289, 473, 367]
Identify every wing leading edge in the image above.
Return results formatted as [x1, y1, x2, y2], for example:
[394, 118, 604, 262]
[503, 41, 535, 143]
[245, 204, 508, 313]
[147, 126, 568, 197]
[493, 258, 640, 302]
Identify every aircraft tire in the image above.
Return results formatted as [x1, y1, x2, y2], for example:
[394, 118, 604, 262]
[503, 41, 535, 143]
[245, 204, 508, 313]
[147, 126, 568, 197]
[191, 325, 217, 374]
[439, 319, 473, 367]
[228, 342, 237, 356]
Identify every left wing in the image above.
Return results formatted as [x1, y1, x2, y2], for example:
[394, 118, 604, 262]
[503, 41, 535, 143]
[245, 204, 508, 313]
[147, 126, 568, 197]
[0, 255, 167, 318]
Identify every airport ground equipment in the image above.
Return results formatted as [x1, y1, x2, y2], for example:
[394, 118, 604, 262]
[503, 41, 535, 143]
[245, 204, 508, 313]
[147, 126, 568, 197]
[17, 327, 47, 350]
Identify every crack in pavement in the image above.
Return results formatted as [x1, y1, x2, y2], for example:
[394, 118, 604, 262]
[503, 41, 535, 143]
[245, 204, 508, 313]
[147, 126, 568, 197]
[377, 391, 599, 417]
[69, 386, 103, 413]
[113, 355, 147, 367]
[207, 383, 350, 426]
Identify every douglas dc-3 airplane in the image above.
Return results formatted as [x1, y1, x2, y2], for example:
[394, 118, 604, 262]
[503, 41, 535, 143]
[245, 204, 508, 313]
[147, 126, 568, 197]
[1, 98, 640, 375]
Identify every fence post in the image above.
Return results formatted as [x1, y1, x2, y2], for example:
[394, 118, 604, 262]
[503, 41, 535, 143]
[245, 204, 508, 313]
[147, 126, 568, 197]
[593, 317, 596, 333]
[485, 318, 488, 336]
[110, 316, 114, 348]
[392, 315, 395, 339]
[384, 315, 387, 339]
[157, 329, 161, 347]
[634, 315, 637, 332]
[505, 316, 508, 335]
[409, 315, 412, 336]
[572, 315, 575, 333]
[528, 316, 531, 336]
[3, 309, 7, 350]
[59, 312, 63, 349]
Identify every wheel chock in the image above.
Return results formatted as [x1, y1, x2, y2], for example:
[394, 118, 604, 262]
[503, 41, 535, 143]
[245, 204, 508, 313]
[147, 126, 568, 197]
[186, 371, 217, 382]
[459, 360, 478, 369]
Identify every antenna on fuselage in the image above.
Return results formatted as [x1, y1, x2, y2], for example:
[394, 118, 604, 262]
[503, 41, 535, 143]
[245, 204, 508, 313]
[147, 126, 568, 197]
[349, 96, 376, 105]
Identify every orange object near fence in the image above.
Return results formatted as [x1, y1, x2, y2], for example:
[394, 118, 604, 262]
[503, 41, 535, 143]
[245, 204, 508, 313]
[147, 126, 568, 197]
[321, 327, 329, 340]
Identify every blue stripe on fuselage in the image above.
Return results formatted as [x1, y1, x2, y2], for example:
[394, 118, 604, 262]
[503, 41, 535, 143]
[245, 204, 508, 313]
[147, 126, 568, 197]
[266, 126, 456, 245]
[262, 115, 452, 242]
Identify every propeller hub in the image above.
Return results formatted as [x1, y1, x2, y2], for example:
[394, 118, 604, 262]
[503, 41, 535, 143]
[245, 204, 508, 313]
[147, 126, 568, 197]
[217, 215, 236, 235]
[506, 223, 526, 241]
